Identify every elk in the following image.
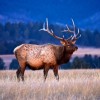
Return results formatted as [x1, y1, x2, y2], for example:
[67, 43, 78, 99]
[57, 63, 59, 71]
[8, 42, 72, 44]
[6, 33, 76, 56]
[14, 18, 81, 82]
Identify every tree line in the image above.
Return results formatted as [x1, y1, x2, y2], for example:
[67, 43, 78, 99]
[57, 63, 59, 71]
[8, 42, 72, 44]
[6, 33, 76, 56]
[62, 55, 100, 69]
[0, 54, 100, 70]
[0, 22, 100, 54]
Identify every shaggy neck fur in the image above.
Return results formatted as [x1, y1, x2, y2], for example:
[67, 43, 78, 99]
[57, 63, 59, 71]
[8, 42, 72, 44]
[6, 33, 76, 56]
[56, 46, 74, 65]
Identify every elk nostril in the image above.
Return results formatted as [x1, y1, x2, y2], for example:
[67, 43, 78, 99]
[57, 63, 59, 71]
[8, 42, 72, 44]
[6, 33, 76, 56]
[75, 46, 78, 50]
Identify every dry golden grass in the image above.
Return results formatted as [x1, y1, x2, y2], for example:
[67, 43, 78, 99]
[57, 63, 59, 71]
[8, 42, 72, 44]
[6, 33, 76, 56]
[0, 69, 100, 100]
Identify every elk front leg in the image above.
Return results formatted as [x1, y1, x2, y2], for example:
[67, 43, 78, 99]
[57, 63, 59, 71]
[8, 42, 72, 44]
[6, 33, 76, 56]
[43, 66, 49, 82]
[53, 66, 59, 81]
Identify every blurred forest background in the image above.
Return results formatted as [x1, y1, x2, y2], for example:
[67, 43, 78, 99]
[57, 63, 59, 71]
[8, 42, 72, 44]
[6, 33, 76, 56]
[0, 22, 100, 54]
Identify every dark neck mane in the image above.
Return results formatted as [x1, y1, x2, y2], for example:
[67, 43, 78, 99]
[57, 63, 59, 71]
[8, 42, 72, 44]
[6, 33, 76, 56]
[56, 46, 74, 65]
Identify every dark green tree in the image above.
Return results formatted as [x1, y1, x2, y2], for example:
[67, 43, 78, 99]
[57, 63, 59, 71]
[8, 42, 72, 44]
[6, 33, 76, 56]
[10, 59, 19, 70]
[93, 55, 100, 68]
[71, 57, 90, 69]
[83, 54, 94, 68]
[0, 58, 5, 70]
[61, 62, 71, 69]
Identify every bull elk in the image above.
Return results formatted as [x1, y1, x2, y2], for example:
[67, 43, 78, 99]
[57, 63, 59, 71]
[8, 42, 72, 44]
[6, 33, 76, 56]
[14, 18, 81, 82]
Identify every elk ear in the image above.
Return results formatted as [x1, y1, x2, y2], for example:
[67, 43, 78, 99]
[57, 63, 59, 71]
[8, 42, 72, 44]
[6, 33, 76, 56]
[60, 40, 67, 46]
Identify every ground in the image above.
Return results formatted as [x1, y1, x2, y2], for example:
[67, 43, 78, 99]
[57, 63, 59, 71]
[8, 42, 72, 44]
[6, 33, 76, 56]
[0, 70, 100, 100]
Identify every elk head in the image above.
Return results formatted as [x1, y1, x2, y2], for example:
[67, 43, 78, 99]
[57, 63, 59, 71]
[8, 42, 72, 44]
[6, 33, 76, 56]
[40, 18, 81, 53]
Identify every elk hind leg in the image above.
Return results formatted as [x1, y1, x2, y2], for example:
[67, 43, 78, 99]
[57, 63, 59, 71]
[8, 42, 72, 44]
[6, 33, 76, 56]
[16, 67, 21, 82]
[17, 60, 26, 82]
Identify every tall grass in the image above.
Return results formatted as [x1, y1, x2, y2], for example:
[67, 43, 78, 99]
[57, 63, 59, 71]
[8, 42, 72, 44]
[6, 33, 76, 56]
[0, 70, 100, 100]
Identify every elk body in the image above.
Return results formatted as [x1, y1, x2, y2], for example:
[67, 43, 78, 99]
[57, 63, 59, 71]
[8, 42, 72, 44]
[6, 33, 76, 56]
[14, 19, 81, 81]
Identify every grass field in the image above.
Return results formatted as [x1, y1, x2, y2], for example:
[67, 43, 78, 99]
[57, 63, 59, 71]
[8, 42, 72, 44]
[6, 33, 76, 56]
[0, 70, 100, 100]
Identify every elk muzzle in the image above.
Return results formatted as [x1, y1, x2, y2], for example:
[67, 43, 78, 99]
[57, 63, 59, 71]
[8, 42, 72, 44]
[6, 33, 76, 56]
[75, 46, 78, 51]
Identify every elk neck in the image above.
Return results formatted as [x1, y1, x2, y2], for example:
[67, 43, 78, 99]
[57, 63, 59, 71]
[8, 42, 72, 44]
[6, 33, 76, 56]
[57, 46, 74, 65]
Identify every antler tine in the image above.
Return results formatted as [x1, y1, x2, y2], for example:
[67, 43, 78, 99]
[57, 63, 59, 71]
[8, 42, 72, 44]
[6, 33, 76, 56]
[77, 34, 81, 39]
[39, 18, 50, 32]
[62, 24, 74, 33]
[62, 19, 77, 40]
[40, 18, 65, 41]
[67, 35, 73, 40]
[76, 28, 79, 37]
[76, 28, 81, 39]
[62, 19, 81, 42]
[39, 18, 49, 31]
[39, 22, 46, 31]
[72, 28, 81, 40]
[71, 18, 76, 37]
[46, 18, 49, 30]
[62, 19, 76, 36]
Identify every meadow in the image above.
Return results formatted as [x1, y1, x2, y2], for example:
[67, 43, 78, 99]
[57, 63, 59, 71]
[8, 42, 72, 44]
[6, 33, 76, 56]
[0, 70, 100, 100]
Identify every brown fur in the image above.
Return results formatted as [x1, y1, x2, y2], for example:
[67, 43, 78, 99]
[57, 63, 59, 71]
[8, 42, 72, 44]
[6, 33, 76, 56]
[14, 43, 78, 81]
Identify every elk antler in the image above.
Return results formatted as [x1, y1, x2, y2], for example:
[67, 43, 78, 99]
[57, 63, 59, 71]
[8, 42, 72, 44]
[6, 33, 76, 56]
[40, 18, 65, 41]
[62, 19, 81, 40]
